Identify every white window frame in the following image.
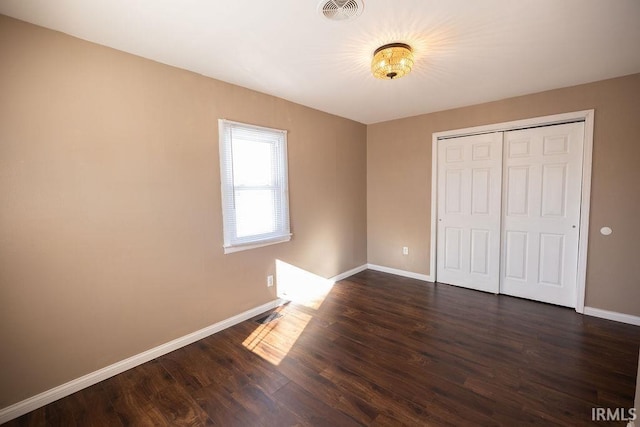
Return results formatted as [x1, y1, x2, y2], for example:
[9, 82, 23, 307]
[218, 119, 291, 254]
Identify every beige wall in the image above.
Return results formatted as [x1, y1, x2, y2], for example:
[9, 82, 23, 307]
[0, 15, 367, 408]
[367, 73, 640, 316]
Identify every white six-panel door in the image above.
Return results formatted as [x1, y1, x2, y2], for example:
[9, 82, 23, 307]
[500, 122, 584, 307]
[436, 122, 585, 307]
[436, 132, 503, 293]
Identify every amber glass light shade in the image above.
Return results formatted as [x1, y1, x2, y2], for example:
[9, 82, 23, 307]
[371, 43, 414, 80]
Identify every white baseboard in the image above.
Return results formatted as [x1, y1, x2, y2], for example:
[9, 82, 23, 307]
[584, 307, 640, 326]
[329, 264, 368, 282]
[0, 298, 285, 424]
[367, 263, 433, 282]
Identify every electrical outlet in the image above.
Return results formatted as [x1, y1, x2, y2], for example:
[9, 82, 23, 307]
[267, 275, 274, 287]
[403, 246, 409, 255]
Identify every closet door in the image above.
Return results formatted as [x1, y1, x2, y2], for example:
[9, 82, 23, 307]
[437, 132, 503, 293]
[501, 122, 584, 307]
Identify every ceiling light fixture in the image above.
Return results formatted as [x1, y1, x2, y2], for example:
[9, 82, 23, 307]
[371, 43, 414, 80]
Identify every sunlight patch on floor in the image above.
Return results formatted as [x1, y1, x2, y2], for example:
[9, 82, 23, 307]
[242, 308, 312, 365]
[242, 260, 336, 365]
[275, 259, 335, 310]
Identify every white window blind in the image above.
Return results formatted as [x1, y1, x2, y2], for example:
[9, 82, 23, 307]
[218, 119, 291, 253]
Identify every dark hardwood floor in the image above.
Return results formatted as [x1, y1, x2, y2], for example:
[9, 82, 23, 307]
[7, 270, 640, 426]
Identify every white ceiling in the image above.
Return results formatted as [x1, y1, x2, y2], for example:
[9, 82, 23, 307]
[1, 0, 639, 124]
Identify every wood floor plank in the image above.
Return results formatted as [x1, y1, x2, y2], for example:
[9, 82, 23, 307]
[277, 355, 379, 425]
[6, 269, 640, 426]
[272, 381, 362, 427]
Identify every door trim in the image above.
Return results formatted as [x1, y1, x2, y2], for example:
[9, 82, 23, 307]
[430, 110, 594, 313]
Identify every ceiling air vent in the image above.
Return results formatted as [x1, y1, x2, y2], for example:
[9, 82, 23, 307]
[318, 0, 364, 21]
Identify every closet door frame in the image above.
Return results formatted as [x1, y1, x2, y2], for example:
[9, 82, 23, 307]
[430, 110, 594, 313]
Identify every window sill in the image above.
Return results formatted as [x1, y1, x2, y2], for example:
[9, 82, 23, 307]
[223, 234, 292, 254]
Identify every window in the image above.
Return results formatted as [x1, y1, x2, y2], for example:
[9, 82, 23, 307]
[218, 119, 291, 253]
